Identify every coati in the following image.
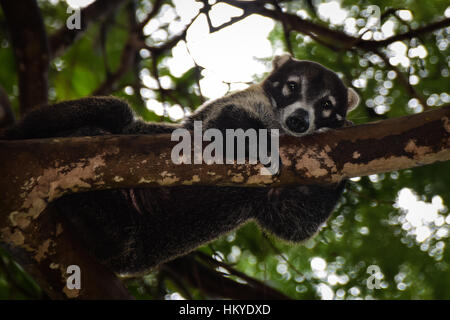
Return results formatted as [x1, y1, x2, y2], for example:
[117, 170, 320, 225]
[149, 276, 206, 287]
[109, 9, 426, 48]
[3, 54, 359, 275]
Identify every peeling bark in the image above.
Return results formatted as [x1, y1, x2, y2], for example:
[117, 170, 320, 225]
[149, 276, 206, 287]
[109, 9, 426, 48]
[0, 105, 449, 299]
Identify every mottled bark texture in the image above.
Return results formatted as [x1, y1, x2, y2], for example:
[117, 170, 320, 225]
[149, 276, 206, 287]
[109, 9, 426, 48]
[0, 105, 449, 298]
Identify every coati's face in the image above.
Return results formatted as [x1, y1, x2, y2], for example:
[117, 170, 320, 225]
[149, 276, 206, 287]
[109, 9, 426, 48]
[263, 54, 359, 136]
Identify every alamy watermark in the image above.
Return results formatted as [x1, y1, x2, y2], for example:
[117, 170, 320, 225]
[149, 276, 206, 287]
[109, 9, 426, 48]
[66, 264, 81, 290]
[366, 264, 383, 289]
[66, 7, 81, 30]
[171, 121, 280, 175]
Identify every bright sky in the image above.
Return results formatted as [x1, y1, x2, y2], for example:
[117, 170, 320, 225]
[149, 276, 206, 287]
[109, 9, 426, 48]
[395, 188, 448, 243]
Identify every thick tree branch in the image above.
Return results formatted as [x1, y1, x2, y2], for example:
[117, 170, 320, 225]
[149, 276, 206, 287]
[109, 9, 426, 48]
[0, 106, 449, 300]
[0, 0, 49, 115]
[0, 105, 449, 217]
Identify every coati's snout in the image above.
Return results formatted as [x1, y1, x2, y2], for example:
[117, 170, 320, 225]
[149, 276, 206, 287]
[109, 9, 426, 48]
[278, 101, 316, 136]
[285, 108, 309, 134]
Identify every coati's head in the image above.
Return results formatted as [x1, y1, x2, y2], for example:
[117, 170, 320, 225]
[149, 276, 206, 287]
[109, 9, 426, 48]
[263, 53, 359, 136]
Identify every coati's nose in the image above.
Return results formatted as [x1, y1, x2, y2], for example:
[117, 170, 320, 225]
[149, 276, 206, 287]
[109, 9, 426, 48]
[285, 109, 309, 133]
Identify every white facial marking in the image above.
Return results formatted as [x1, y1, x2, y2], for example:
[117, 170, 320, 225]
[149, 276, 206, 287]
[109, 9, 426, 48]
[282, 84, 290, 97]
[282, 102, 302, 119]
[270, 97, 277, 108]
[322, 109, 332, 117]
[273, 81, 279, 87]
[301, 78, 307, 103]
[329, 96, 336, 106]
[287, 75, 300, 83]
[336, 114, 343, 120]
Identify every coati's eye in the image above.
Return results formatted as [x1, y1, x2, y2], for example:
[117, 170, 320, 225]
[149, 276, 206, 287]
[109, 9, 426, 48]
[287, 81, 298, 92]
[321, 99, 333, 109]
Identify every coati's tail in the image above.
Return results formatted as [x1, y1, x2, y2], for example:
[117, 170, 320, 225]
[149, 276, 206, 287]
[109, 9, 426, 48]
[2, 96, 134, 139]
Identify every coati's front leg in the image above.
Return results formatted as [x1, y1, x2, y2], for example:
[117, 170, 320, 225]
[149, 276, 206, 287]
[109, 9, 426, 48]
[203, 104, 272, 132]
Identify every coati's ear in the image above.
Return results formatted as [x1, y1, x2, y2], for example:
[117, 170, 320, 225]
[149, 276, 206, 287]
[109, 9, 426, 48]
[272, 53, 292, 70]
[347, 88, 360, 113]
